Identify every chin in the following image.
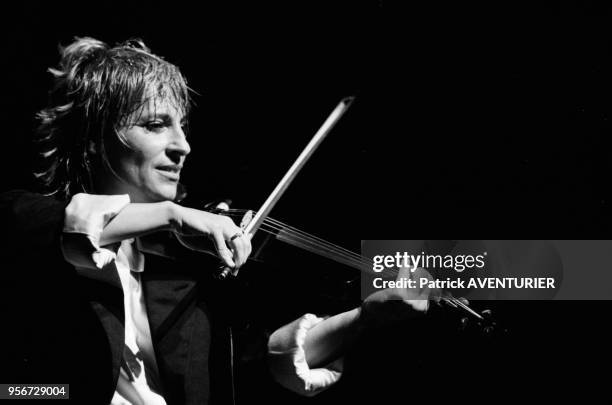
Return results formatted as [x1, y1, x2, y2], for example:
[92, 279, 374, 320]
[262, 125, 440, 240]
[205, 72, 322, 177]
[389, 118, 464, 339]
[147, 185, 178, 202]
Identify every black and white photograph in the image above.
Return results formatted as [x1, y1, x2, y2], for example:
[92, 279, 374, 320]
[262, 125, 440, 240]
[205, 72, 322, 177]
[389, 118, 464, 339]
[0, 1, 610, 404]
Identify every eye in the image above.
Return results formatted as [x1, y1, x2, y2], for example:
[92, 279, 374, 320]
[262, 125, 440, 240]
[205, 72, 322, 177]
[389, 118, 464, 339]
[181, 121, 190, 136]
[143, 120, 167, 133]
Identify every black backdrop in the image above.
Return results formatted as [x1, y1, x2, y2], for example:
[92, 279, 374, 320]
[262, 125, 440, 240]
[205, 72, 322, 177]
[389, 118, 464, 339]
[3, 1, 612, 236]
[1, 1, 611, 403]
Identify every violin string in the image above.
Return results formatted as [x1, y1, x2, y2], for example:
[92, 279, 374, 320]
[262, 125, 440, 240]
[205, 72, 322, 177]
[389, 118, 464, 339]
[220, 209, 371, 267]
[264, 227, 407, 279]
[225, 211, 410, 280]
[215, 209, 368, 267]
[257, 223, 372, 271]
[258, 220, 372, 268]
[214, 210, 480, 318]
[251, 229, 470, 313]
[219, 210, 431, 279]
[262, 216, 370, 264]
[258, 228, 422, 285]
[232, 212, 402, 278]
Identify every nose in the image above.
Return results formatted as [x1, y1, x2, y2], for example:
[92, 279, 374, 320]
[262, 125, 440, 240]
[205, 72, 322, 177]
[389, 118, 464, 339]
[167, 125, 191, 161]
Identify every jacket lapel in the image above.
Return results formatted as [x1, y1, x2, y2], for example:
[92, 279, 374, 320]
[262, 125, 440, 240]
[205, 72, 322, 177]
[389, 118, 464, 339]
[75, 264, 125, 392]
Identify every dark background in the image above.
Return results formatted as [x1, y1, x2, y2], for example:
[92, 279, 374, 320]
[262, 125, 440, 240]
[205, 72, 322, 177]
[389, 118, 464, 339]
[1, 0, 610, 403]
[3, 1, 612, 238]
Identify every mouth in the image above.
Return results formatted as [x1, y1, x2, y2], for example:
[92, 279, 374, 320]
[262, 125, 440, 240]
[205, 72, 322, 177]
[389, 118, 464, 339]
[156, 165, 182, 181]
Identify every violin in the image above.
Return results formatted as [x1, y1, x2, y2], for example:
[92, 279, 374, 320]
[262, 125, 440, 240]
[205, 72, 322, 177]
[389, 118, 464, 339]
[176, 97, 501, 334]
[205, 207, 500, 332]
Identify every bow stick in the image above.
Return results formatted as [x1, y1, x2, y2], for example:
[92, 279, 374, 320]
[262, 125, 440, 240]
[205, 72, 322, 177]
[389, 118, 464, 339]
[217, 96, 355, 279]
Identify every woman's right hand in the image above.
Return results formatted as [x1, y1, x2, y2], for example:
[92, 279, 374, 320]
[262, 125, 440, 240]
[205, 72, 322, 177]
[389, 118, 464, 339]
[171, 204, 252, 269]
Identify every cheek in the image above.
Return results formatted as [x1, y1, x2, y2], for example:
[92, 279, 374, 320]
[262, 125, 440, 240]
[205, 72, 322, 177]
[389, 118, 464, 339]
[112, 149, 155, 187]
[120, 151, 146, 172]
[111, 129, 168, 187]
[122, 140, 163, 175]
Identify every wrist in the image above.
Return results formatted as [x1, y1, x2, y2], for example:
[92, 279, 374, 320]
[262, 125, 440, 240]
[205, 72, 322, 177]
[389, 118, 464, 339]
[358, 300, 385, 330]
[165, 201, 183, 232]
[344, 307, 369, 338]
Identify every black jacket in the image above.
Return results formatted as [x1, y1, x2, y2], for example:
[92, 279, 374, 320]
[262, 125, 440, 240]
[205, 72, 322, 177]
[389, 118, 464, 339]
[0, 190, 251, 405]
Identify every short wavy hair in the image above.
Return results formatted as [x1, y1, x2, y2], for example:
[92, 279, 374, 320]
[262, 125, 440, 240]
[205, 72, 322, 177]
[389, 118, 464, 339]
[34, 37, 192, 200]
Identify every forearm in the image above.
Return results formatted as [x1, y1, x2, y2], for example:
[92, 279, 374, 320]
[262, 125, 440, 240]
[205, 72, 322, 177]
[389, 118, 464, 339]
[268, 312, 353, 396]
[99, 201, 178, 246]
[303, 307, 363, 368]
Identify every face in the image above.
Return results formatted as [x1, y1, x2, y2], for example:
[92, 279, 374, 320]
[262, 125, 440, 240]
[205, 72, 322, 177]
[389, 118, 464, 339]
[101, 99, 191, 203]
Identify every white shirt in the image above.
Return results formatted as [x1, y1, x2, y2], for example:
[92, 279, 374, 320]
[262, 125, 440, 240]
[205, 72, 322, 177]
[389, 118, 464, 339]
[111, 238, 166, 405]
[61, 194, 166, 405]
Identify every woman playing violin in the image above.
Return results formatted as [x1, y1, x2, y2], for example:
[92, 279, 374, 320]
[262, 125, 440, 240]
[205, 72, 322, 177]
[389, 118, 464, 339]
[0, 37, 434, 405]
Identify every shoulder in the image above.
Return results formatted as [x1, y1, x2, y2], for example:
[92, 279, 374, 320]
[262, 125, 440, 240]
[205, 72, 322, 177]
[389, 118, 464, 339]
[0, 189, 66, 223]
[0, 189, 66, 209]
[0, 189, 67, 248]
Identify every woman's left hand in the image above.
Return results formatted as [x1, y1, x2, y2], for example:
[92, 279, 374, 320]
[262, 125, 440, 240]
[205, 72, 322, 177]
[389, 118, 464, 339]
[359, 266, 441, 328]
